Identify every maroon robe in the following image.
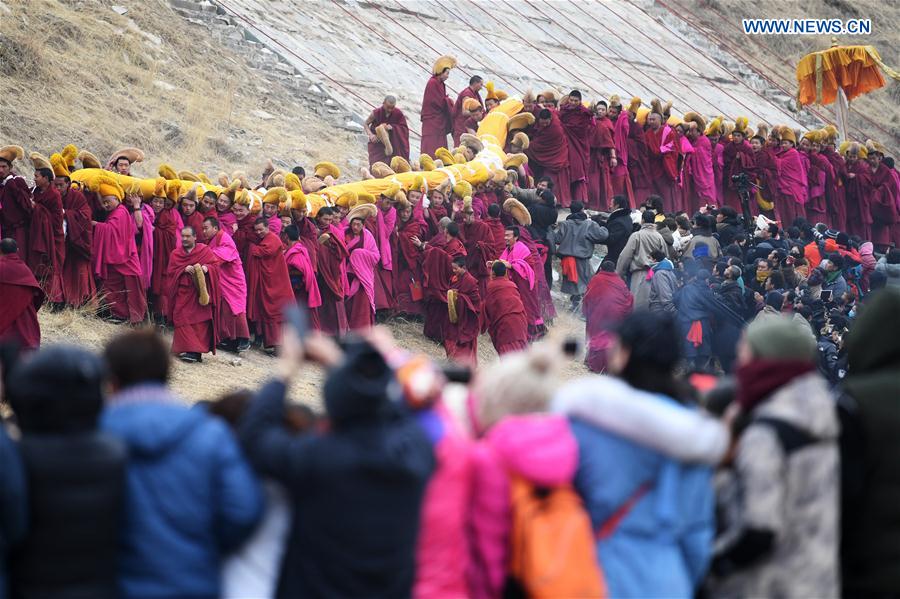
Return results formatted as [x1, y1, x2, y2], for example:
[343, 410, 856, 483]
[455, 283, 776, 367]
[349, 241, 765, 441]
[61, 187, 96, 306]
[366, 207, 397, 312]
[752, 147, 780, 218]
[27, 185, 65, 302]
[420, 75, 453, 157]
[559, 103, 593, 203]
[805, 151, 830, 225]
[821, 147, 848, 232]
[164, 243, 220, 355]
[526, 108, 572, 207]
[627, 118, 652, 205]
[482, 276, 528, 355]
[444, 270, 481, 366]
[92, 203, 147, 324]
[150, 207, 182, 318]
[482, 216, 507, 258]
[0, 252, 43, 350]
[582, 270, 634, 372]
[869, 162, 900, 247]
[588, 119, 615, 211]
[644, 125, 680, 213]
[315, 224, 350, 335]
[460, 219, 496, 298]
[0, 175, 33, 263]
[181, 209, 206, 238]
[285, 240, 322, 331]
[845, 160, 873, 240]
[722, 140, 755, 213]
[232, 214, 257, 281]
[452, 86, 484, 145]
[367, 105, 411, 166]
[391, 217, 425, 316]
[247, 231, 294, 347]
[421, 236, 466, 342]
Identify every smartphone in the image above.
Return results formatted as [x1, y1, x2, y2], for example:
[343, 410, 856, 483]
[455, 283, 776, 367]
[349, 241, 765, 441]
[283, 302, 310, 340]
[820, 290, 833, 303]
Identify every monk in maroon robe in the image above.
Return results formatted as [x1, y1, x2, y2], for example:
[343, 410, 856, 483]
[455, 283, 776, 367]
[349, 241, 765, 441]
[644, 113, 680, 214]
[802, 139, 830, 226]
[868, 150, 900, 250]
[418, 222, 466, 342]
[527, 108, 571, 207]
[821, 143, 848, 232]
[451, 77, 484, 145]
[365, 96, 411, 166]
[559, 91, 593, 204]
[459, 207, 497, 298]
[313, 207, 350, 335]
[150, 200, 183, 320]
[0, 161, 33, 264]
[420, 67, 453, 157]
[246, 218, 294, 351]
[366, 197, 397, 313]
[284, 224, 322, 330]
[391, 203, 425, 316]
[845, 151, 873, 240]
[608, 105, 633, 206]
[344, 218, 380, 330]
[482, 204, 507, 258]
[444, 257, 482, 366]
[164, 227, 220, 361]
[231, 203, 257, 276]
[627, 113, 652, 206]
[582, 266, 634, 372]
[722, 129, 755, 213]
[424, 189, 450, 240]
[54, 180, 95, 307]
[482, 262, 528, 355]
[91, 192, 147, 324]
[179, 194, 207, 238]
[27, 170, 65, 302]
[203, 218, 251, 351]
[0, 240, 43, 350]
[588, 112, 615, 211]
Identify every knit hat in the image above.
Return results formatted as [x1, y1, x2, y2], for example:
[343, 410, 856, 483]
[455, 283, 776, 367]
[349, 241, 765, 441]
[323, 339, 395, 428]
[744, 315, 816, 361]
[8, 345, 105, 434]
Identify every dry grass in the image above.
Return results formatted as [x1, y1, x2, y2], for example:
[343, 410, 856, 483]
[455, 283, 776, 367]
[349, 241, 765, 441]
[684, 0, 900, 146]
[0, 0, 364, 178]
[38, 305, 588, 408]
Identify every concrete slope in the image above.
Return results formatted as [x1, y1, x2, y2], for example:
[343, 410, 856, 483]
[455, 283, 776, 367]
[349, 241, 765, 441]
[207, 0, 813, 156]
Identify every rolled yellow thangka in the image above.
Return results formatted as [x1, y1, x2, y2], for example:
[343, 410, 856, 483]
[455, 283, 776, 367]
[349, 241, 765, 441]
[447, 288, 458, 324]
[193, 265, 210, 306]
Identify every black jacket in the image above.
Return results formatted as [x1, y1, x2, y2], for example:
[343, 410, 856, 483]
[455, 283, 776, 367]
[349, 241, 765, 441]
[0, 425, 26, 599]
[240, 380, 435, 599]
[10, 433, 126, 599]
[604, 208, 634, 265]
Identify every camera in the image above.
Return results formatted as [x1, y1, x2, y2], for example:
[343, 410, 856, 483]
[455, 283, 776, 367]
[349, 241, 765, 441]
[731, 172, 750, 190]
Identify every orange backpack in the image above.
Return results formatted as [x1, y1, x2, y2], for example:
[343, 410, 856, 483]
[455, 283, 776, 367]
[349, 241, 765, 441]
[505, 474, 607, 599]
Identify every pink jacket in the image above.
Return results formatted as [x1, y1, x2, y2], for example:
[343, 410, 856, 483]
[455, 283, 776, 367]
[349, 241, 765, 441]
[467, 414, 578, 599]
[414, 405, 474, 599]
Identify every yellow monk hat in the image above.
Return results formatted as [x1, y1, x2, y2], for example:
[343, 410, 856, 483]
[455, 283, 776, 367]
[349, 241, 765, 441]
[432, 54, 456, 75]
[197, 172, 212, 185]
[504, 153, 529, 169]
[263, 187, 288, 205]
[627, 96, 642, 114]
[29, 152, 52, 172]
[463, 97, 481, 113]
[371, 162, 395, 178]
[733, 116, 750, 135]
[289, 188, 307, 210]
[802, 129, 821, 143]
[459, 133, 484, 154]
[335, 189, 358, 208]
[778, 125, 797, 144]
[0, 145, 24, 164]
[452, 151, 468, 164]
[704, 116, 723, 137]
[91, 172, 124, 200]
[452, 180, 473, 198]
[108, 147, 144, 167]
[434, 147, 455, 166]
[822, 125, 839, 145]
[347, 202, 377, 223]
[266, 171, 286, 189]
[419, 154, 435, 171]
[284, 172, 302, 191]
[166, 179, 183, 202]
[77, 150, 100, 170]
[409, 174, 426, 193]
[608, 94, 622, 108]
[50, 153, 71, 178]
[865, 139, 888, 156]
[178, 170, 200, 182]
[302, 176, 327, 193]
[511, 131, 530, 150]
[61, 144, 78, 168]
[390, 156, 412, 173]
[508, 112, 535, 132]
[636, 106, 650, 126]
[314, 161, 340, 179]
[356, 191, 377, 205]
[503, 198, 532, 226]
[153, 177, 167, 198]
[485, 81, 508, 102]
[158, 163, 178, 180]
[683, 112, 707, 132]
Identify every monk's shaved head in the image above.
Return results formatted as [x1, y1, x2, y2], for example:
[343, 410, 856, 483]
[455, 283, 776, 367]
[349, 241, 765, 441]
[383, 95, 397, 106]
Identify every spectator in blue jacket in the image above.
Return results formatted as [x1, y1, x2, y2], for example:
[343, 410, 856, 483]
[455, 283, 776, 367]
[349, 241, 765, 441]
[101, 330, 263, 599]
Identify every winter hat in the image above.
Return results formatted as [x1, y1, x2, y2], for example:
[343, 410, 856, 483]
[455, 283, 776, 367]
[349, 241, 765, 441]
[323, 339, 395, 428]
[8, 345, 105, 434]
[744, 315, 816, 362]
[765, 291, 784, 310]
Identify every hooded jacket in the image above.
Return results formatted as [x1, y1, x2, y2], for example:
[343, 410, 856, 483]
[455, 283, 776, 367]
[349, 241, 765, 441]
[102, 384, 263, 599]
[875, 255, 900, 289]
[840, 289, 900, 595]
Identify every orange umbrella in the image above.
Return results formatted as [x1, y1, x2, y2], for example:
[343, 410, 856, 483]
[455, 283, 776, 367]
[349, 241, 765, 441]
[797, 43, 900, 106]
